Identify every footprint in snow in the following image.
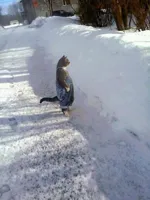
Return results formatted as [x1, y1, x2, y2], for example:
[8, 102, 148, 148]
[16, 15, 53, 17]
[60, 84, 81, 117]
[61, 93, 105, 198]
[127, 129, 140, 141]
[8, 117, 18, 130]
[0, 184, 10, 198]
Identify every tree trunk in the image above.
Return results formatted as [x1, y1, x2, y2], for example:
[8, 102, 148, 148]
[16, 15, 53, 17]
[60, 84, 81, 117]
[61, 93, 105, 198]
[112, 1, 125, 31]
[48, 0, 53, 16]
[122, 6, 128, 29]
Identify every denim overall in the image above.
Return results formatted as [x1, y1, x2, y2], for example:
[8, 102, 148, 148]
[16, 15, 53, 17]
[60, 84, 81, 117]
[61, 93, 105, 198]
[56, 75, 74, 109]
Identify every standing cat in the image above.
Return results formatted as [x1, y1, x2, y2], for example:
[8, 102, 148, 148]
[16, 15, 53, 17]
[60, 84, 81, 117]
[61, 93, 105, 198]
[40, 55, 74, 116]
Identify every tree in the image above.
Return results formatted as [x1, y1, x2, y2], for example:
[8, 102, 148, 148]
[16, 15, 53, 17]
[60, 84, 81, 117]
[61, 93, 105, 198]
[0, 6, 4, 27]
[8, 3, 19, 16]
[129, 0, 150, 31]
[8, 2, 22, 22]
[0, 6, 2, 15]
[43, 0, 53, 16]
[78, 0, 113, 27]
[78, 0, 150, 31]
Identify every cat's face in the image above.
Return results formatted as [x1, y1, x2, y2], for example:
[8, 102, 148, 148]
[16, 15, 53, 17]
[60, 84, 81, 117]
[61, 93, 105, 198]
[63, 56, 70, 67]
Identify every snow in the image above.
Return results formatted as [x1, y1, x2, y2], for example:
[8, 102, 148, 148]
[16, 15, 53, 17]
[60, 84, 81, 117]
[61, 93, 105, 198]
[4, 24, 23, 29]
[0, 25, 99, 200]
[0, 16, 150, 200]
[0, 26, 4, 30]
[29, 17, 47, 28]
[37, 16, 150, 140]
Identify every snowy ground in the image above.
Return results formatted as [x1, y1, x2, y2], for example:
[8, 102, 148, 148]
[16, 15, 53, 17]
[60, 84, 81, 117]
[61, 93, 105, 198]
[0, 17, 150, 200]
[4, 24, 23, 29]
[0, 26, 98, 200]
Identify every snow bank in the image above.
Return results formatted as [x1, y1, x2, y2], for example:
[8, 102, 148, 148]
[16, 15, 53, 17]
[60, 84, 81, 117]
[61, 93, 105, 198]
[4, 24, 23, 29]
[35, 17, 150, 141]
[69, 15, 80, 21]
[29, 17, 47, 28]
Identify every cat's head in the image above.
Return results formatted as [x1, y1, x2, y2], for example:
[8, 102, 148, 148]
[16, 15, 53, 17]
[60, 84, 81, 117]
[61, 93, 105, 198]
[59, 55, 70, 68]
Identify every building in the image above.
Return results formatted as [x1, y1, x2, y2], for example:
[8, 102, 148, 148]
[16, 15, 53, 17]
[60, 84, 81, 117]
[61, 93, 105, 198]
[35, 0, 78, 17]
[20, 0, 36, 23]
[20, 0, 78, 23]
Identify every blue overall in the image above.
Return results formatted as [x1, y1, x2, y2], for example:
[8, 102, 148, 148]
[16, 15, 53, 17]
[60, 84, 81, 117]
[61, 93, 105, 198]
[56, 76, 74, 109]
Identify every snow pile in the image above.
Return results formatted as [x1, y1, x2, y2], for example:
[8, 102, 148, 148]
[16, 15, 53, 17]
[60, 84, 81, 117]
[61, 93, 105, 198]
[0, 27, 99, 200]
[69, 15, 80, 21]
[29, 17, 47, 28]
[36, 17, 150, 141]
[4, 24, 23, 29]
[1, 17, 150, 200]
[0, 26, 4, 30]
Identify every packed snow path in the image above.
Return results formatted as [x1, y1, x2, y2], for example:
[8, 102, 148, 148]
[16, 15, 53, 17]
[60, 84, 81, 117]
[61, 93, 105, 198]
[0, 26, 98, 200]
[0, 22, 150, 200]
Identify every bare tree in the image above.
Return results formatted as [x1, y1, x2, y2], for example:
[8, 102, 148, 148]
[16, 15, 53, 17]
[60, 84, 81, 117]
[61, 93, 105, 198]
[43, 0, 53, 16]
[0, 6, 4, 28]
[8, 2, 22, 22]
[78, 0, 150, 31]
[8, 3, 19, 16]
[0, 6, 2, 15]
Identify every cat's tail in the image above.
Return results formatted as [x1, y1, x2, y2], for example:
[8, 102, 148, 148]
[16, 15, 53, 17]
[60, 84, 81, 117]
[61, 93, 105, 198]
[40, 96, 59, 104]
